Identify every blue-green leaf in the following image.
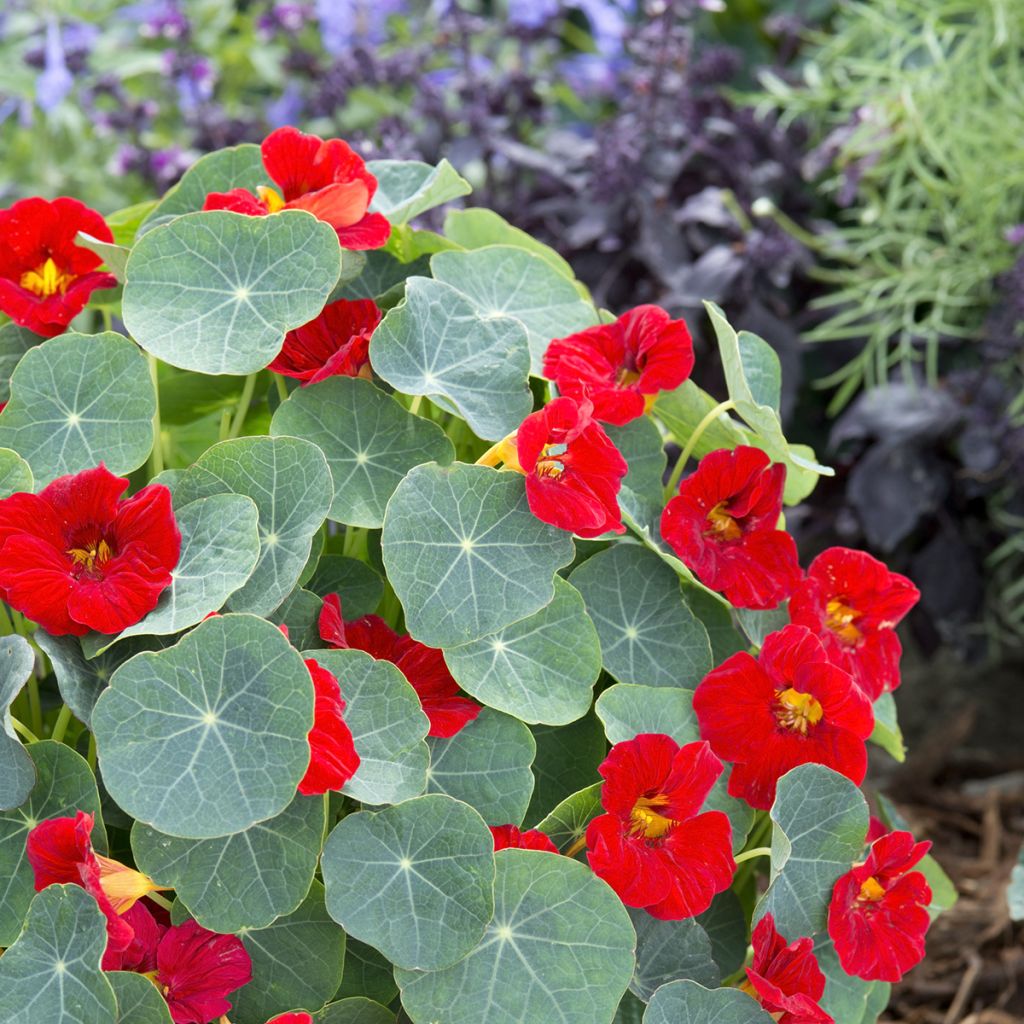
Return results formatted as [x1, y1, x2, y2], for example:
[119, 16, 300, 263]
[643, 981, 772, 1024]
[0, 636, 35, 811]
[368, 158, 471, 225]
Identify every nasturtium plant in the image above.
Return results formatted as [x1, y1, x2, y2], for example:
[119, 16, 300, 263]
[0, 127, 952, 1024]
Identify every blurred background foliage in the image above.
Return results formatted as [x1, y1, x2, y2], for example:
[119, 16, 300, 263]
[1, 0, 1022, 661]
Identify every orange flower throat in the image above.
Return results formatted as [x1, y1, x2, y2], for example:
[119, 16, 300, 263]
[536, 441, 568, 479]
[825, 598, 862, 644]
[629, 794, 678, 842]
[257, 185, 287, 212]
[773, 687, 823, 735]
[20, 257, 75, 298]
[67, 538, 113, 577]
[704, 501, 742, 541]
[857, 876, 886, 902]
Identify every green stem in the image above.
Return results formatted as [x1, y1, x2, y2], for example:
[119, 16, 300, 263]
[11, 718, 38, 744]
[408, 394, 423, 417]
[664, 400, 736, 499]
[147, 892, 174, 912]
[87, 733, 97, 771]
[147, 354, 164, 478]
[26, 675, 42, 738]
[228, 373, 257, 439]
[0, 601, 14, 637]
[50, 705, 73, 744]
[274, 373, 289, 404]
[733, 846, 772, 865]
[218, 408, 231, 442]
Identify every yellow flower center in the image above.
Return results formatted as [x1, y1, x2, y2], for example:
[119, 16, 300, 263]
[773, 687, 824, 734]
[535, 442, 568, 479]
[825, 598, 862, 644]
[19, 257, 75, 298]
[67, 538, 113, 575]
[704, 501, 742, 541]
[629, 794, 678, 841]
[257, 185, 287, 213]
[94, 853, 166, 915]
[858, 876, 886, 902]
[615, 366, 641, 387]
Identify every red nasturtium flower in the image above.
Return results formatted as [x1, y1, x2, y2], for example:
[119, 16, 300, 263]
[543, 305, 695, 426]
[584, 735, 735, 920]
[482, 396, 628, 539]
[298, 657, 361, 796]
[26, 811, 166, 966]
[268, 297, 381, 385]
[661, 445, 801, 609]
[0, 465, 180, 636]
[742, 914, 833, 1024]
[150, 919, 253, 1024]
[694, 625, 874, 811]
[203, 126, 391, 249]
[828, 830, 932, 983]
[0, 196, 117, 337]
[266, 1015, 313, 1024]
[789, 547, 920, 701]
[319, 593, 480, 738]
[490, 824, 558, 853]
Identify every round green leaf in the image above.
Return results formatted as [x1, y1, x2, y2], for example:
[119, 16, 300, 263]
[306, 555, 383, 616]
[0, 741, 105, 946]
[0, 332, 155, 487]
[443, 577, 600, 726]
[535, 782, 603, 853]
[109, 970, 174, 1024]
[596, 684, 699, 747]
[0, 636, 35, 811]
[227, 881, 346, 1024]
[368, 158, 471, 225]
[756, 764, 869, 938]
[132, 793, 325, 933]
[36, 632, 166, 729]
[813, 939, 888, 1024]
[382, 463, 575, 648]
[0, 322, 39, 406]
[270, 376, 453, 527]
[322, 794, 495, 971]
[92, 614, 314, 839]
[0, 447, 32, 499]
[628, 908, 718, 1003]
[425, 708, 535, 825]
[370, 278, 532, 441]
[643, 981, 773, 1024]
[396, 849, 636, 1024]
[305, 648, 429, 805]
[430, 245, 599, 375]
[87, 493, 261, 653]
[605, 418, 668, 514]
[271, 587, 322, 652]
[526, 712, 607, 824]
[123, 210, 341, 374]
[316, 998, 395, 1024]
[570, 544, 712, 688]
[0, 885, 117, 1024]
[335, 938, 399, 1006]
[870, 692, 906, 762]
[143, 144, 265, 226]
[697, 890, 749, 978]
[176, 436, 333, 617]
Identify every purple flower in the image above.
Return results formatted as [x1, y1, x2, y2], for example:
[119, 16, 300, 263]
[316, 0, 407, 54]
[36, 18, 74, 112]
[575, 0, 635, 58]
[120, 1, 189, 39]
[267, 83, 304, 129]
[508, 0, 561, 28]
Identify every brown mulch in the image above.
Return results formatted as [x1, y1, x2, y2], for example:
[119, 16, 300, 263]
[875, 691, 1024, 1024]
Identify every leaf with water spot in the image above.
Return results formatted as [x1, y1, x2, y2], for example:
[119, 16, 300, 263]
[174, 436, 333, 617]
[322, 794, 495, 971]
[382, 463, 575, 648]
[442, 577, 600, 726]
[0, 332, 154, 487]
[92, 614, 314, 839]
[271, 376, 453, 528]
[123, 210, 340, 375]
[395, 849, 636, 1024]
[0, 885, 118, 1024]
[0, 741, 105, 946]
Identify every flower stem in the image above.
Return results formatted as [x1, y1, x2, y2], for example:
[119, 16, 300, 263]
[408, 394, 423, 417]
[228, 373, 257, 439]
[475, 440, 505, 467]
[274, 373, 289, 405]
[26, 674, 42, 738]
[147, 354, 164, 479]
[147, 892, 174, 912]
[50, 704, 73, 744]
[564, 834, 587, 858]
[11, 717, 38, 744]
[663, 399, 736, 500]
[733, 846, 772, 865]
[87, 733, 97, 771]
